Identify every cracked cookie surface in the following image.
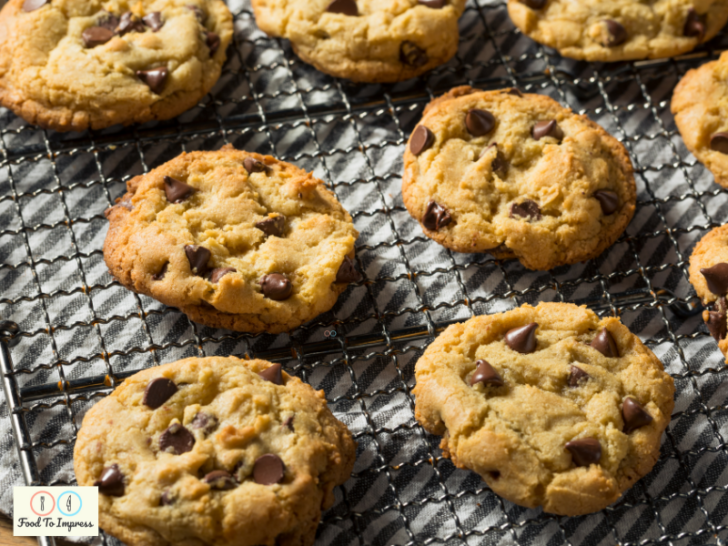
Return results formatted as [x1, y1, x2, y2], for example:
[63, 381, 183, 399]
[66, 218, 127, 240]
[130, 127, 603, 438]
[508, 0, 728, 62]
[402, 86, 636, 271]
[0, 0, 233, 131]
[412, 302, 674, 516]
[103, 145, 360, 333]
[250, 0, 465, 82]
[74, 356, 356, 546]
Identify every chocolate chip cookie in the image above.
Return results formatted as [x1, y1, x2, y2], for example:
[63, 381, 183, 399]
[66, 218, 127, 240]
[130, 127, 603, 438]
[250, 0, 466, 82]
[103, 145, 361, 333]
[0, 0, 233, 132]
[672, 51, 728, 189]
[402, 86, 636, 271]
[688, 225, 728, 360]
[74, 356, 356, 546]
[412, 302, 674, 516]
[508, 0, 728, 62]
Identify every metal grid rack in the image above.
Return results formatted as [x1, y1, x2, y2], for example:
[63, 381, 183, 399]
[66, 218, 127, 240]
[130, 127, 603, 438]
[2, 0, 728, 545]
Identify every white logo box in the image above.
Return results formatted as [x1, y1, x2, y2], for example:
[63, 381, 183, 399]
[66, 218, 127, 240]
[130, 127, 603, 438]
[13, 486, 98, 537]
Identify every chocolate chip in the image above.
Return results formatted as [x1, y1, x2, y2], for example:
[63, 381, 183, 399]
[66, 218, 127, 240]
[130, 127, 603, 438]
[206, 32, 220, 55]
[568, 365, 589, 387]
[410, 125, 435, 156]
[191, 412, 218, 434]
[244, 157, 267, 174]
[326, 0, 358, 15]
[507, 88, 523, 96]
[622, 397, 653, 433]
[335, 256, 362, 283]
[208, 267, 235, 284]
[711, 133, 728, 154]
[253, 454, 285, 485]
[159, 423, 195, 455]
[117, 12, 145, 35]
[82, 26, 115, 48]
[531, 120, 563, 141]
[94, 464, 125, 496]
[521, 0, 546, 8]
[465, 109, 495, 136]
[400, 41, 428, 68]
[422, 201, 452, 231]
[505, 323, 538, 354]
[590, 327, 619, 357]
[143, 377, 178, 409]
[203, 470, 237, 490]
[282, 416, 294, 431]
[469, 360, 504, 387]
[22, 0, 47, 12]
[187, 4, 205, 21]
[594, 190, 619, 215]
[259, 363, 283, 385]
[261, 274, 293, 300]
[706, 297, 728, 341]
[137, 67, 168, 94]
[565, 438, 601, 466]
[98, 12, 120, 31]
[163, 176, 195, 203]
[509, 200, 541, 221]
[482, 143, 507, 176]
[255, 215, 286, 237]
[143, 12, 164, 31]
[684, 8, 706, 40]
[418, 0, 446, 7]
[159, 490, 174, 505]
[185, 245, 211, 275]
[602, 20, 627, 46]
[701, 263, 728, 296]
[153, 262, 168, 281]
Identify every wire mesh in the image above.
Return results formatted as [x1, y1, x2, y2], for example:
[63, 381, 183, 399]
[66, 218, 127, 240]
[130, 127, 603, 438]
[2, 0, 728, 545]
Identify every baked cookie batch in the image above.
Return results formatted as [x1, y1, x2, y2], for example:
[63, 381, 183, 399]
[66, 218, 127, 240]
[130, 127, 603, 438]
[1, 0, 722, 542]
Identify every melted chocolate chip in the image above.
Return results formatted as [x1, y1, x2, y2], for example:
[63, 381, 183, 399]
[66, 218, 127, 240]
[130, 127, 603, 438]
[98, 12, 120, 31]
[117, 12, 145, 35]
[208, 267, 235, 284]
[422, 201, 452, 231]
[565, 438, 602, 466]
[22, 0, 48, 12]
[137, 67, 168, 94]
[469, 360, 504, 387]
[95, 464, 125, 496]
[418, 0, 446, 7]
[206, 32, 220, 55]
[602, 20, 627, 46]
[143, 377, 178, 409]
[244, 157, 267, 174]
[568, 365, 589, 387]
[531, 120, 563, 141]
[164, 176, 195, 203]
[203, 470, 237, 490]
[143, 12, 164, 31]
[509, 200, 541, 221]
[335, 256, 362, 283]
[261, 274, 293, 300]
[706, 297, 728, 341]
[400, 41, 428, 68]
[326, 0, 358, 15]
[622, 397, 653, 433]
[255, 215, 286, 237]
[159, 423, 195, 455]
[594, 190, 619, 215]
[191, 412, 218, 434]
[505, 323, 538, 354]
[590, 327, 619, 357]
[160, 490, 174, 505]
[187, 4, 205, 21]
[684, 8, 706, 40]
[507, 88, 523, 96]
[465, 109, 496, 136]
[153, 262, 168, 281]
[259, 363, 283, 385]
[521, 0, 546, 8]
[488, 470, 501, 479]
[410, 125, 435, 156]
[282, 416, 294, 431]
[82, 26, 114, 48]
[185, 245, 211, 276]
[710, 133, 728, 154]
[701, 263, 728, 296]
[253, 454, 285, 485]
[482, 143, 507, 176]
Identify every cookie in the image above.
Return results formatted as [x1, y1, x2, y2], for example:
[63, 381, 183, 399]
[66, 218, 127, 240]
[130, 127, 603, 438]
[672, 51, 728, 189]
[402, 86, 636, 271]
[688, 225, 728, 360]
[250, 0, 465, 83]
[103, 145, 360, 333]
[74, 356, 356, 546]
[508, 0, 728, 62]
[0, 0, 233, 132]
[412, 302, 674, 516]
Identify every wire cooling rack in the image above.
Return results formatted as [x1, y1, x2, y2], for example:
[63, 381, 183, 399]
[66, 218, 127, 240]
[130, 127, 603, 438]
[3, 1, 728, 545]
